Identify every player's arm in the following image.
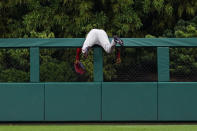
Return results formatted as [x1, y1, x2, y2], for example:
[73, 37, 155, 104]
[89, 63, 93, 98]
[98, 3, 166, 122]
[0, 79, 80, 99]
[116, 48, 121, 64]
[75, 48, 81, 64]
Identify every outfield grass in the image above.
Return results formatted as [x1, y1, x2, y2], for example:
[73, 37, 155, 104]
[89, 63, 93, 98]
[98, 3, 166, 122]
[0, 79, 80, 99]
[0, 125, 197, 131]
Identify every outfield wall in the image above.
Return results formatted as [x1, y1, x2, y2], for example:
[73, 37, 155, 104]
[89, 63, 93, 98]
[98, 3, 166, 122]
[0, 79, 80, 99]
[0, 38, 197, 121]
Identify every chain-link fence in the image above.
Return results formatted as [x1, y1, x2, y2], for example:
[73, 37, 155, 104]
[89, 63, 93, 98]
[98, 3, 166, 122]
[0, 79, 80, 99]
[1, 47, 196, 82]
[40, 48, 93, 82]
[103, 47, 157, 82]
[170, 47, 197, 82]
[0, 48, 30, 82]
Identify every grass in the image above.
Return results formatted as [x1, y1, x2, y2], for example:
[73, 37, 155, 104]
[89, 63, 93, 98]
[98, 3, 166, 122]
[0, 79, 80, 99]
[0, 124, 197, 131]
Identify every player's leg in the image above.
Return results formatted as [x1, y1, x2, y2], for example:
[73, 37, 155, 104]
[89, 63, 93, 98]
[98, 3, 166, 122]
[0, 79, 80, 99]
[97, 30, 113, 53]
[83, 29, 97, 48]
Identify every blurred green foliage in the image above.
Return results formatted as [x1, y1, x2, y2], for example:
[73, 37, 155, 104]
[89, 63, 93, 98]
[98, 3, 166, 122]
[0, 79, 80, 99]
[146, 17, 197, 81]
[40, 48, 93, 82]
[0, 0, 197, 82]
[0, 49, 29, 82]
[103, 47, 157, 82]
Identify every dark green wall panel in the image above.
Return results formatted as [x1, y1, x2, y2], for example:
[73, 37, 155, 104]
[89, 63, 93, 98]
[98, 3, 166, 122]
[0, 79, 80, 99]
[102, 82, 157, 121]
[45, 82, 101, 121]
[0, 83, 44, 121]
[158, 82, 197, 121]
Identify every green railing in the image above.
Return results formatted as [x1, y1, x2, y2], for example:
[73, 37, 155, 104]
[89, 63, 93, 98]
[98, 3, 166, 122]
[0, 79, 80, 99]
[0, 38, 197, 121]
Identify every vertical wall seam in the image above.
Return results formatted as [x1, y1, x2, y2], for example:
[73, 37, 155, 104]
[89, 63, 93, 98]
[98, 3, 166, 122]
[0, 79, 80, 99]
[101, 82, 102, 121]
[43, 83, 45, 121]
[157, 82, 159, 121]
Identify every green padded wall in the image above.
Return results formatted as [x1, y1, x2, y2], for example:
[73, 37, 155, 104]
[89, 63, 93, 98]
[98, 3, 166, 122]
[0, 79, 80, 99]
[158, 82, 197, 121]
[102, 82, 157, 121]
[0, 83, 44, 121]
[1, 38, 197, 122]
[45, 82, 101, 121]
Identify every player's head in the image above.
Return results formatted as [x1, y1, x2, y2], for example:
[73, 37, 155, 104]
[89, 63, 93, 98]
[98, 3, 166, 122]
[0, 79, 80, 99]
[114, 36, 124, 46]
[82, 46, 89, 58]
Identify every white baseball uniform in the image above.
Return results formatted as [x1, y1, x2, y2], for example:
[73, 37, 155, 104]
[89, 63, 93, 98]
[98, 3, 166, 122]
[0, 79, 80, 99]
[82, 29, 116, 53]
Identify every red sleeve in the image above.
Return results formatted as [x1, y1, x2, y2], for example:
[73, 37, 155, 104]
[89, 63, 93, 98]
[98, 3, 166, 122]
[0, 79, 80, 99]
[76, 48, 81, 60]
[116, 48, 121, 59]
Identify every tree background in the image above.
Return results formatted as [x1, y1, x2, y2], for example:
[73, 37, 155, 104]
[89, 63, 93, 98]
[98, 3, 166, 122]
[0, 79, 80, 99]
[0, 0, 197, 82]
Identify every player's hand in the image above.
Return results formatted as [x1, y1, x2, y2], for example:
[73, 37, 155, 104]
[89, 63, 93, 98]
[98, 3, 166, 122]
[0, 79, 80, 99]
[116, 58, 121, 64]
[75, 59, 80, 64]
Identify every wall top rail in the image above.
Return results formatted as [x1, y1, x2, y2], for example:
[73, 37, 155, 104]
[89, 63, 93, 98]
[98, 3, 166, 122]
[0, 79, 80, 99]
[0, 38, 196, 47]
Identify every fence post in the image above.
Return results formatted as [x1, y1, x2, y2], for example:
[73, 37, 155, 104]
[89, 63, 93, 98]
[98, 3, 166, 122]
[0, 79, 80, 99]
[94, 47, 103, 82]
[157, 47, 170, 82]
[30, 47, 40, 82]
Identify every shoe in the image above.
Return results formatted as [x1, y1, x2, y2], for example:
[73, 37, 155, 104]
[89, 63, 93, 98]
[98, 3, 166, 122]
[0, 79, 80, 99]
[114, 36, 124, 46]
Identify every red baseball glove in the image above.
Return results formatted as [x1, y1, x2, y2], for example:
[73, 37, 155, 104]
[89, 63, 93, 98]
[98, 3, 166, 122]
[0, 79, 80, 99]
[74, 60, 86, 75]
